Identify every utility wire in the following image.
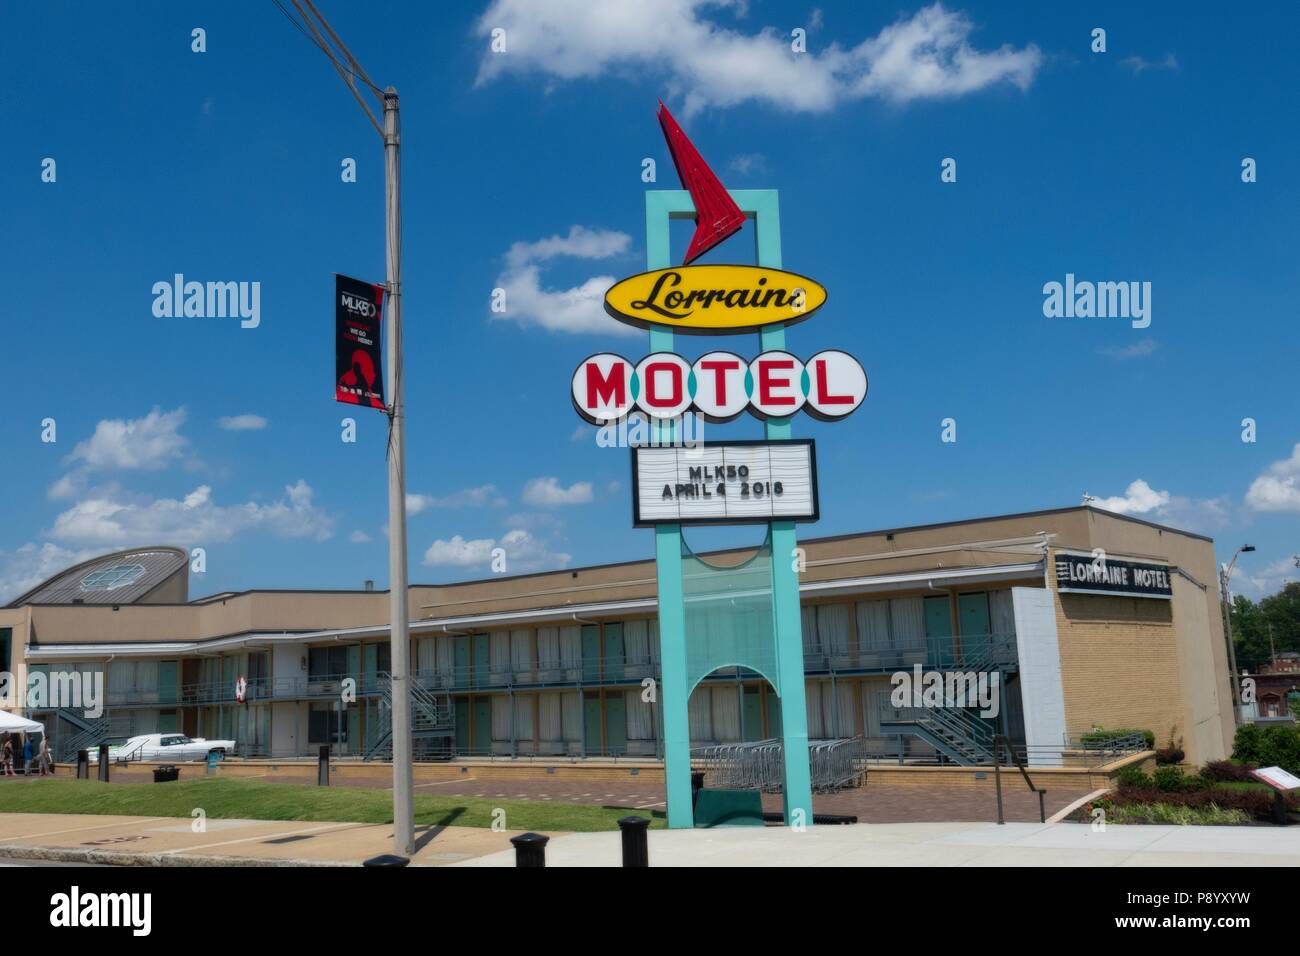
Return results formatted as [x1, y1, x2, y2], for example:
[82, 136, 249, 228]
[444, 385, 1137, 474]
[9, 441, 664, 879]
[271, 0, 384, 135]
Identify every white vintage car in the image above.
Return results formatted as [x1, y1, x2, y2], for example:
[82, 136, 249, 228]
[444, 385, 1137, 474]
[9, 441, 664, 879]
[113, 733, 236, 762]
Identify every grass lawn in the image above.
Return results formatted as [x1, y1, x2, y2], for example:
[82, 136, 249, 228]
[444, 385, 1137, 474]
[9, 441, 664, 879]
[0, 778, 665, 833]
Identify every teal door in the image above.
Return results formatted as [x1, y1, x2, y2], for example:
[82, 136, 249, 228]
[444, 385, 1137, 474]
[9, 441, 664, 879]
[363, 644, 378, 692]
[455, 698, 470, 753]
[158, 661, 178, 705]
[923, 596, 954, 668]
[605, 693, 627, 755]
[157, 710, 178, 733]
[471, 635, 490, 689]
[581, 625, 601, 682]
[583, 695, 602, 754]
[742, 687, 763, 741]
[958, 592, 991, 664]
[472, 699, 492, 754]
[453, 637, 470, 688]
[765, 692, 782, 738]
[603, 623, 625, 682]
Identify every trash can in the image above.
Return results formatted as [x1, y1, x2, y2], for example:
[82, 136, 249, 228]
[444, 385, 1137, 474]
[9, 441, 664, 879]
[153, 765, 180, 783]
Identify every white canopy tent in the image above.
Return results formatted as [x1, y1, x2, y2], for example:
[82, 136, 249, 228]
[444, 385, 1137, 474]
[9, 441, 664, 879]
[0, 711, 44, 734]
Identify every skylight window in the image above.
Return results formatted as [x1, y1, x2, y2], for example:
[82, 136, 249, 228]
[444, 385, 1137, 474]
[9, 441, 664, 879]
[80, 564, 147, 592]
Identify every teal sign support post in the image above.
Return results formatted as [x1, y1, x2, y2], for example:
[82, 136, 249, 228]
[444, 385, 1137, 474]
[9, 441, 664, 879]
[645, 188, 814, 829]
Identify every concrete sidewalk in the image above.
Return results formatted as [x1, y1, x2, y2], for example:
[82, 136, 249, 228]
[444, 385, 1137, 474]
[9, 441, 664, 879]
[0, 813, 537, 866]
[457, 821, 1300, 867]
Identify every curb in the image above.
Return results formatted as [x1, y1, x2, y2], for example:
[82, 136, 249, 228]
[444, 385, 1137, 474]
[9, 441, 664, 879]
[0, 843, 352, 867]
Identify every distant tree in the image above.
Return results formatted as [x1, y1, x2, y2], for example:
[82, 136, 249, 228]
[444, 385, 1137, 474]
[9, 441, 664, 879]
[1232, 582, 1300, 671]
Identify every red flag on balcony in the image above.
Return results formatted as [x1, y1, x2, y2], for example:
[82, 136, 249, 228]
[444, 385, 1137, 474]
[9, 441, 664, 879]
[657, 101, 745, 264]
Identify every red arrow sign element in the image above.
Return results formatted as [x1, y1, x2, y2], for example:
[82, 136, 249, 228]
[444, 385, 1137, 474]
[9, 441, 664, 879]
[657, 101, 745, 265]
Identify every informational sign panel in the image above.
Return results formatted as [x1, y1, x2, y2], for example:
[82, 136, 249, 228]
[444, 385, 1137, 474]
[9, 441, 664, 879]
[632, 439, 818, 527]
[1054, 550, 1174, 600]
[334, 274, 386, 409]
[1252, 765, 1300, 792]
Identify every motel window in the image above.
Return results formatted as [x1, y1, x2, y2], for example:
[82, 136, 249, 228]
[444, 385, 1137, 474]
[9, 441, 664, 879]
[0, 628, 9, 674]
[308, 703, 348, 744]
[308, 646, 349, 679]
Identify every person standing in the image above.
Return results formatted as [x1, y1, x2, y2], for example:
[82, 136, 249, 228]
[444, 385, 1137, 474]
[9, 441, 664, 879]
[2, 736, 14, 776]
[22, 737, 32, 775]
[37, 737, 52, 776]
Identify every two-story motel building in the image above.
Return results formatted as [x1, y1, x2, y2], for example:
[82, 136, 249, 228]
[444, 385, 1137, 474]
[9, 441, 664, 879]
[0, 506, 1235, 769]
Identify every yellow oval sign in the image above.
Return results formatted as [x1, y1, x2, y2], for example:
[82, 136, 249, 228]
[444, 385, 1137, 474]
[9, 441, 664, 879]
[603, 265, 827, 334]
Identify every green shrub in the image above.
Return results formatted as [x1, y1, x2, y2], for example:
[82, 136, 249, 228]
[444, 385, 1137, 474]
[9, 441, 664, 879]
[1117, 765, 1154, 791]
[1202, 759, 1255, 783]
[1082, 727, 1155, 749]
[1232, 723, 1300, 775]
[1153, 766, 1193, 792]
[1107, 802, 1249, 826]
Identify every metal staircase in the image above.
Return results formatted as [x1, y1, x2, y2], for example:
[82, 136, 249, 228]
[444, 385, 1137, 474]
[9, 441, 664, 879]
[879, 702, 995, 764]
[53, 709, 111, 763]
[363, 672, 455, 761]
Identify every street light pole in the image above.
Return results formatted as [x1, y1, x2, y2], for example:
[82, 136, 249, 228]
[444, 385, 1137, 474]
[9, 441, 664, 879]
[1220, 544, 1255, 728]
[383, 87, 414, 857]
[275, 1, 414, 857]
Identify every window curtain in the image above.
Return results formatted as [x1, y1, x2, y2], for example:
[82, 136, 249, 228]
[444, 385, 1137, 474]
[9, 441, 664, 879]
[561, 691, 582, 744]
[559, 626, 581, 669]
[688, 687, 712, 742]
[435, 636, 454, 676]
[538, 693, 562, 747]
[801, 606, 820, 655]
[648, 619, 661, 663]
[489, 631, 510, 678]
[108, 662, 133, 698]
[510, 629, 532, 674]
[890, 598, 926, 650]
[136, 661, 159, 702]
[833, 681, 857, 738]
[514, 693, 535, 745]
[537, 627, 560, 668]
[818, 604, 851, 660]
[990, 589, 1016, 637]
[805, 679, 824, 738]
[625, 689, 654, 741]
[414, 638, 433, 675]
[624, 620, 650, 667]
[491, 695, 511, 741]
[856, 600, 891, 652]
[711, 686, 741, 742]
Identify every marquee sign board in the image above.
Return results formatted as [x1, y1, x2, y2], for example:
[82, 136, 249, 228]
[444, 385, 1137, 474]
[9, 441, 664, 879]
[604, 265, 827, 334]
[572, 349, 866, 423]
[632, 439, 818, 527]
[1054, 550, 1174, 600]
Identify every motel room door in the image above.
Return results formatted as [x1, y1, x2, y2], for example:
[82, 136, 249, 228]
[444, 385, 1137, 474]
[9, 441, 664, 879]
[603, 624, 625, 682]
[583, 693, 602, 755]
[454, 637, 470, 687]
[958, 592, 991, 663]
[605, 692, 627, 755]
[472, 699, 492, 754]
[471, 635, 490, 689]
[581, 625, 601, 682]
[923, 596, 954, 668]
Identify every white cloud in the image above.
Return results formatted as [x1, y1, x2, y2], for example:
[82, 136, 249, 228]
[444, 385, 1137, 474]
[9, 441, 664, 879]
[218, 414, 268, 431]
[407, 485, 507, 515]
[47, 480, 334, 547]
[1093, 479, 1170, 515]
[1099, 338, 1159, 360]
[522, 476, 594, 506]
[1091, 479, 1231, 534]
[492, 226, 638, 337]
[349, 529, 372, 544]
[1123, 53, 1179, 74]
[67, 406, 189, 471]
[0, 543, 104, 605]
[1245, 444, 1300, 512]
[422, 528, 571, 573]
[475, 1, 1041, 114]
[1238, 556, 1300, 598]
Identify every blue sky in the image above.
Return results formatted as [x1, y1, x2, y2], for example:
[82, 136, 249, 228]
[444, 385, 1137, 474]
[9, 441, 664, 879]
[2, 0, 1297, 602]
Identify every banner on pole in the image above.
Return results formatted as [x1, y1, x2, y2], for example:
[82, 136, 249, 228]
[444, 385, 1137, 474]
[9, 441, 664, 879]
[334, 274, 386, 410]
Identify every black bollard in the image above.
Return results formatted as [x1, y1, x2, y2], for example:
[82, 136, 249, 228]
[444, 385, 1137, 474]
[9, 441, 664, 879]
[317, 744, 330, 786]
[76, 749, 89, 780]
[363, 853, 410, 867]
[618, 815, 650, 867]
[1274, 790, 1289, 826]
[97, 743, 109, 782]
[511, 832, 549, 867]
[691, 770, 705, 807]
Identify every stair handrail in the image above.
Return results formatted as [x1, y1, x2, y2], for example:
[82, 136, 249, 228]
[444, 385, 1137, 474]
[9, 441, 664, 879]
[993, 733, 1045, 823]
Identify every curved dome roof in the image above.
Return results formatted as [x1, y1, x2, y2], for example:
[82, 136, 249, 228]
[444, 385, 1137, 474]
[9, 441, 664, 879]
[8, 547, 187, 607]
